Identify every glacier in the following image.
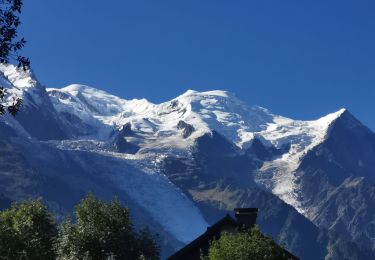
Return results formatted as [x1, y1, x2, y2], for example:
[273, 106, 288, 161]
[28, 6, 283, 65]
[47, 81, 347, 216]
[2, 63, 375, 259]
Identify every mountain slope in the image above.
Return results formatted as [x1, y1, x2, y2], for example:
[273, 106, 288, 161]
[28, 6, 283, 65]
[294, 111, 375, 250]
[1, 64, 375, 258]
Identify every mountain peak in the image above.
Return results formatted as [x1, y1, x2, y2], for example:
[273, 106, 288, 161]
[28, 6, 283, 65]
[0, 63, 47, 108]
[175, 90, 241, 106]
[316, 108, 347, 126]
[0, 63, 40, 91]
[62, 83, 101, 93]
[325, 108, 369, 133]
[48, 84, 132, 117]
[179, 89, 231, 98]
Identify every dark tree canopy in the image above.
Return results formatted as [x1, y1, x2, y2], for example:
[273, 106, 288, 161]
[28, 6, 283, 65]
[0, 199, 57, 260]
[0, 195, 160, 259]
[0, 0, 28, 116]
[56, 194, 160, 260]
[0, 0, 29, 68]
[0, 86, 22, 115]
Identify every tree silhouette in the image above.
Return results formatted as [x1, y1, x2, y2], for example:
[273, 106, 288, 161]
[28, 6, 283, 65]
[0, 0, 29, 68]
[0, 0, 29, 116]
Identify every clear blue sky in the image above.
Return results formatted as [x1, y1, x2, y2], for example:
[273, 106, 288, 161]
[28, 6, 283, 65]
[19, 1, 375, 130]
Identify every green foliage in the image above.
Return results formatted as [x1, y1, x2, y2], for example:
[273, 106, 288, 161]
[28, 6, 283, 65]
[56, 194, 160, 260]
[0, 199, 57, 260]
[0, 0, 30, 68]
[0, 195, 159, 260]
[0, 0, 28, 116]
[204, 226, 292, 260]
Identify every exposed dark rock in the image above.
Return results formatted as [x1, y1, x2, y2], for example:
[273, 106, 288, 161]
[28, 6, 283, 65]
[162, 131, 327, 260]
[295, 110, 375, 252]
[112, 136, 139, 154]
[118, 123, 134, 137]
[177, 120, 195, 138]
[170, 100, 179, 109]
[111, 124, 139, 154]
[246, 138, 289, 161]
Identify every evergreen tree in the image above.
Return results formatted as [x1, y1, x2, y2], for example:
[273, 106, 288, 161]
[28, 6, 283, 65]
[204, 226, 292, 260]
[0, 199, 57, 260]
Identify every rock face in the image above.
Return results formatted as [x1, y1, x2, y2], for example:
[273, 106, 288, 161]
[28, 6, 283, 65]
[177, 120, 195, 138]
[293, 111, 375, 251]
[1, 64, 375, 258]
[111, 123, 140, 154]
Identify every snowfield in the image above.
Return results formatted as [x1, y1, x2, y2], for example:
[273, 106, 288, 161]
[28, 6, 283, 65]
[46, 80, 347, 216]
[0, 63, 349, 242]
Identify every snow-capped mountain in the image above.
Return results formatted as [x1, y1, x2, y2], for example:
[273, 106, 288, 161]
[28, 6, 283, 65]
[47, 83, 346, 216]
[1, 64, 375, 259]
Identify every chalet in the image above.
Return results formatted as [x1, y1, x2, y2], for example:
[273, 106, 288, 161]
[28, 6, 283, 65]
[167, 208, 299, 260]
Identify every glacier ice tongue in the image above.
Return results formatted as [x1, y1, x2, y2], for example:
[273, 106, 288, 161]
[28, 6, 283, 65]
[47, 84, 348, 226]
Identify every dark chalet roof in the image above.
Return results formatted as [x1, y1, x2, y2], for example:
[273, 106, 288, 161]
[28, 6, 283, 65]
[167, 208, 299, 260]
[167, 215, 237, 260]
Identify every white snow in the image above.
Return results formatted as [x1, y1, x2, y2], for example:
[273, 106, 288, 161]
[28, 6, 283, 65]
[1, 67, 350, 239]
[0, 64, 38, 90]
[47, 88, 277, 149]
[255, 109, 346, 214]
[47, 85, 347, 216]
[0, 63, 45, 107]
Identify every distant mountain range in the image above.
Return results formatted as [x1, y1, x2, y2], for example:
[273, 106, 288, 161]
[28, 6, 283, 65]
[0, 64, 374, 259]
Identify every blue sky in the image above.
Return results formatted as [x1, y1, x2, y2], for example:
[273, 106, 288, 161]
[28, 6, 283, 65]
[20, 1, 375, 129]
